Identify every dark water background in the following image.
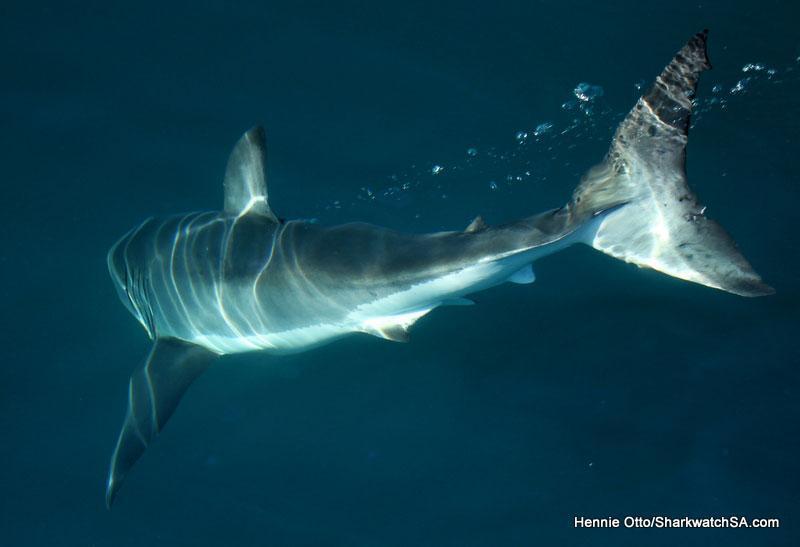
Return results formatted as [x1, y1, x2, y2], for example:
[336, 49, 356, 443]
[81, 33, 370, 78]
[2, 1, 799, 545]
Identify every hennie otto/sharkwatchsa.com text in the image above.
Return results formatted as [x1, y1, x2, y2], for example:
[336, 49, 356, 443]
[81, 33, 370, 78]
[574, 516, 780, 529]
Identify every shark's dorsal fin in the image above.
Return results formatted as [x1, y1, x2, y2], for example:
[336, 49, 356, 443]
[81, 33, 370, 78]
[465, 215, 487, 233]
[223, 126, 278, 221]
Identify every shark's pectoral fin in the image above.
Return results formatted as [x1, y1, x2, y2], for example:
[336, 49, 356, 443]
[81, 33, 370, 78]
[106, 337, 217, 508]
[223, 126, 279, 221]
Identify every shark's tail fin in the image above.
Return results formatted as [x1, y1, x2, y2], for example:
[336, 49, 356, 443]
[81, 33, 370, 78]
[569, 30, 773, 297]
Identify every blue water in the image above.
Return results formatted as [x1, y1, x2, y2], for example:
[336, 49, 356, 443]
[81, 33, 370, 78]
[3, 1, 799, 545]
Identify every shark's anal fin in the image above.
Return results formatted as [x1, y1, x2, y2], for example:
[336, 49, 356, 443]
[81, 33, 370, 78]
[508, 265, 536, 284]
[106, 338, 217, 508]
[223, 126, 278, 221]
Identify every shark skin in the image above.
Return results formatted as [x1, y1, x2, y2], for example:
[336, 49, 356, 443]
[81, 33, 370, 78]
[104, 30, 772, 507]
[107, 200, 581, 355]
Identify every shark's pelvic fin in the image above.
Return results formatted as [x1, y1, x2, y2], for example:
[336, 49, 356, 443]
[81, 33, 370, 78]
[223, 126, 278, 221]
[360, 307, 437, 342]
[106, 338, 217, 508]
[373, 325, 411, 343]
[570, 30, 773, 297]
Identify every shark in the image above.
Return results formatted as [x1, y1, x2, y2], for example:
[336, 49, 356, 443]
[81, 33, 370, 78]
[104, 30, 773, 507]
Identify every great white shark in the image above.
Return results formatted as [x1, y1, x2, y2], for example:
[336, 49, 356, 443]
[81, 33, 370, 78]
[105, 30, 773, 507]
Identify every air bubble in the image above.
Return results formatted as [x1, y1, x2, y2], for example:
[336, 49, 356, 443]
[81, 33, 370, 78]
[730, 77, 751, 95]
[337, 61, 798, 220]
[742, 63, 766, 73]
[573, 82, 604, 102]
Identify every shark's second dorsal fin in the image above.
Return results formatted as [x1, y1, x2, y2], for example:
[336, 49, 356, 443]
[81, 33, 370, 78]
[223, 126, 278, 221]
[465, 215, 487, 233]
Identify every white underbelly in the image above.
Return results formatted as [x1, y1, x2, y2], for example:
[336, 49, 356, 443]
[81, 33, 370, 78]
[347, 260, 511, 321]
[191, 322, 352, 355]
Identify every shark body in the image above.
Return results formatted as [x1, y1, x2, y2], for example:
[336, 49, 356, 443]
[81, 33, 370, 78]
[105, 31, 772, 507]
[108, 200, 579, 356]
